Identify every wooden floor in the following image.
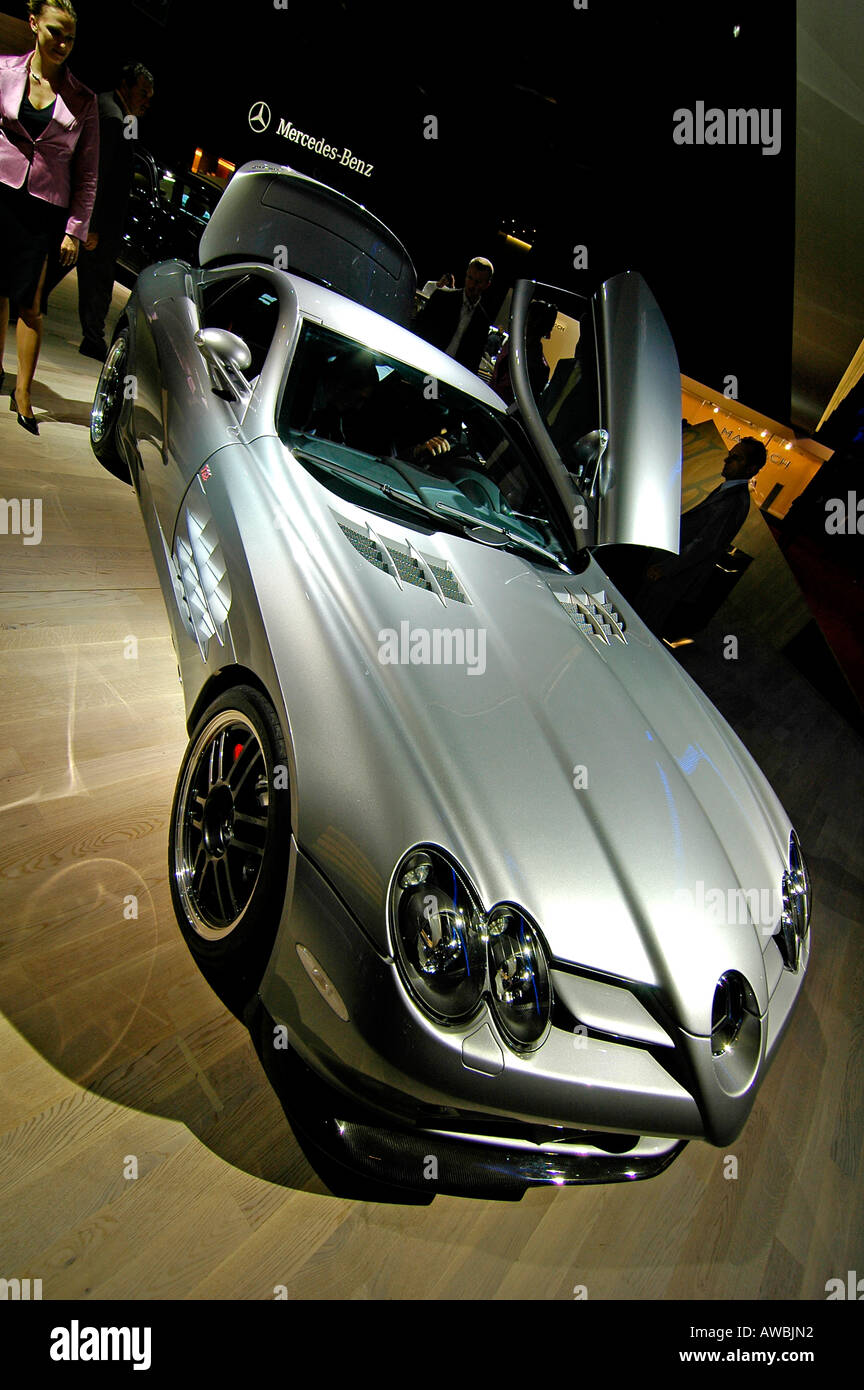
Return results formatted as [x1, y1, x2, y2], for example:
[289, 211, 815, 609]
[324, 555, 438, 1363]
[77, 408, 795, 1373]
[0, 276, 862, 1300]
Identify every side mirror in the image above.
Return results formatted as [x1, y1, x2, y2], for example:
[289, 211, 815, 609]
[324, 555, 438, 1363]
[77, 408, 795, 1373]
[569, 428, 610, 497]
[194, 326, 252, 373]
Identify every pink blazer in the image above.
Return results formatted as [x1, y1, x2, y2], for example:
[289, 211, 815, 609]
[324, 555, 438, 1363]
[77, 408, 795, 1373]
[0, 50, 99, 241]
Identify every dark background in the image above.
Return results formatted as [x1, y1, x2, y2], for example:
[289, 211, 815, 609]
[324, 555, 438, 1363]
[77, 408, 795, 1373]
[6, 0, 797, 420]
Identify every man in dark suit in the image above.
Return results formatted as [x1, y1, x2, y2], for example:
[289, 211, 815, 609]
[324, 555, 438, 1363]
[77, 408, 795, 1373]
[413, 257, 493, 374]
[77, 62, 154, 360]
[635, 437, 768, 635]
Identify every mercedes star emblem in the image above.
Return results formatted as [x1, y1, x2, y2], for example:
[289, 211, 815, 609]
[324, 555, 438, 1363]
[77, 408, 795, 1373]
[248, 101, 271, 133]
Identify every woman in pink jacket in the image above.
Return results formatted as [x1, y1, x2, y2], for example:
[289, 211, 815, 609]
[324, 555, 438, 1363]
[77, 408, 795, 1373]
[0, 1, 98, 435]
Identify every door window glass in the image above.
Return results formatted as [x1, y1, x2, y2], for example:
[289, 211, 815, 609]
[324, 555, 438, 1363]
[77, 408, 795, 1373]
[198, 275, 281, 380]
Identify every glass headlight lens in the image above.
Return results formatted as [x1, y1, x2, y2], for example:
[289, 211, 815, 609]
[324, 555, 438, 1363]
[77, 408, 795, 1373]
[392, 849, 485, 1021]
[487, 907, 551, 1047]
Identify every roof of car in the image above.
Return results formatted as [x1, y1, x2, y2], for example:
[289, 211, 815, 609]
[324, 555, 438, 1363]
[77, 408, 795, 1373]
[284, 272, 507, 412]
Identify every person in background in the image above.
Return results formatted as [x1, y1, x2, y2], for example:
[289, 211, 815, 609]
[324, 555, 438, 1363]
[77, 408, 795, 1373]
[76, 61, 154, 361]
[413, 257, 494, 374]
[0, 0, 98, 434]
[490, 298, 557, 405]
[634, 438, 768, 636]
[418, 270, 455, 297]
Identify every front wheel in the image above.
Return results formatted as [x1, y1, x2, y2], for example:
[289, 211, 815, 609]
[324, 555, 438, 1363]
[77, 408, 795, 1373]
[168, 685, 293, 1014]
[90, 326, 132, 482]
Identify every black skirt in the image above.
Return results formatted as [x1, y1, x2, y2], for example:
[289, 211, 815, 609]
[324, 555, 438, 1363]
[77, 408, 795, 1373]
[0, 179, 67, 310]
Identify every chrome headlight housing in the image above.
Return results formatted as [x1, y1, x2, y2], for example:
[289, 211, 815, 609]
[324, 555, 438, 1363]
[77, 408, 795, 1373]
[487, 906, 551, 1047]
[390, 847, 552, 1048]
[710, 970, 761, 1094]
[391, 848, 486, 1022]
[778, 829, 811, 972]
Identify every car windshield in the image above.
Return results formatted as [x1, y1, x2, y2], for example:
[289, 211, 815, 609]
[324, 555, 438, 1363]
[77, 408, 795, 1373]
[277, 321, 578, 569]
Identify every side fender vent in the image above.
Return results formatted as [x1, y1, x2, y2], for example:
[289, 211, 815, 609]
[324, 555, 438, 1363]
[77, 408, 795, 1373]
[173, 482, 232, 658]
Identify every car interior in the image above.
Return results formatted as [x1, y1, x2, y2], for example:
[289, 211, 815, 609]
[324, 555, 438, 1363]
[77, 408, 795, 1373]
[275, 321, 572, 563]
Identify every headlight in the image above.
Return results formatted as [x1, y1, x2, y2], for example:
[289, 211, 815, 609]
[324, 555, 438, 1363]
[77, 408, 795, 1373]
[779, 829, 811, 971]
[391, 848, 485, 1022]
[487, 906, 551, 1047]
[710, 970, 761, 1094]
[788, 829, 811, 930]
[390, 849, 552, 1048]
[711, 971, 747, 1056]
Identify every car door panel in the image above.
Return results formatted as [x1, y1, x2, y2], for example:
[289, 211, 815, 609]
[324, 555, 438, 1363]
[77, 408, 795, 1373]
[509, 273, 682, 553]
[133, 262, 241, 541]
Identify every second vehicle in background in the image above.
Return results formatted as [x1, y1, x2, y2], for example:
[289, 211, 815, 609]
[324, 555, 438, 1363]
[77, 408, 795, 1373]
[117, 149, 226, 279]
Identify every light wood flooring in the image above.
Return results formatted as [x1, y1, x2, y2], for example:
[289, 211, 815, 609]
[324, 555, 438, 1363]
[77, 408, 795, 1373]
[0, 276, 862, 1300]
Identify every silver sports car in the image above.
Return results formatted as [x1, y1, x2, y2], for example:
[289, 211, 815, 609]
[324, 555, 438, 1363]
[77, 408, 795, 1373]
[90, 161, 811, 1200]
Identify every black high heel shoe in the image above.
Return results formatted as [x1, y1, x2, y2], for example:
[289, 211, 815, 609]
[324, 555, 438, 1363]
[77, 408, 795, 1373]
[10, 389, 39, 436]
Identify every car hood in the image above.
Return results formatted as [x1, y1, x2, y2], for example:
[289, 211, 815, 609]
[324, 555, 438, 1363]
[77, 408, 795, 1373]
[230, 456, 792, 1037]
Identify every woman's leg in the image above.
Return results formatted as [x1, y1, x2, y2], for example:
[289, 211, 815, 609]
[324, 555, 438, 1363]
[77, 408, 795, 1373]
[14, 258, 48, 417]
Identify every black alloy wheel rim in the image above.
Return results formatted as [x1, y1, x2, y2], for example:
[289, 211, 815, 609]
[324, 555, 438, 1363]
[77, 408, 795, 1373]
[175, 711, 272, 938]
[91, 335, 126, 443]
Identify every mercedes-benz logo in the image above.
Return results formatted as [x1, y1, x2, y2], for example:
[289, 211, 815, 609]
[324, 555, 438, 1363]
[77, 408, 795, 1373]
[248, 101, 271, 133]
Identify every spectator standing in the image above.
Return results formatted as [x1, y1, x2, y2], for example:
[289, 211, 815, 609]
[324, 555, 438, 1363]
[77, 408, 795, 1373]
[77, 61, 154, 361]
[0, 0, 98, 434]
[634, 438, 768, 636]
[491, 298, 557, 405]
[414, 257, 493, 374]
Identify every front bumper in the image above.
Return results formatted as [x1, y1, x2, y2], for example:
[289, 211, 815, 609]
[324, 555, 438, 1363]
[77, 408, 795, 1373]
[255, 842, 808, 1188]
[247, 993, 687, 1199]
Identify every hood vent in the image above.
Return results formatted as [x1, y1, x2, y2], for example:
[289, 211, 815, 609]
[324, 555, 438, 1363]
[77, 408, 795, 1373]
[385, 538, 438, 593]
[335, 515, 469, 605]
[337, 523, 391, 576]
[552, 587, 627, 646]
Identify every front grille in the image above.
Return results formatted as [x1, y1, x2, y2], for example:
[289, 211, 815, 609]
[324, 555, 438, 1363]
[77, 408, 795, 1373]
[550, 963, 696, 1098]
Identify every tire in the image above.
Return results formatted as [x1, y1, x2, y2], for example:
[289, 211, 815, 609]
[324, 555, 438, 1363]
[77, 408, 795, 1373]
[90, 326, 132, 482]
[168, 685, 293, 1015]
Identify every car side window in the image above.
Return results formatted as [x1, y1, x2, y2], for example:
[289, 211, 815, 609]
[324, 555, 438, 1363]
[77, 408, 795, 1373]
[198, 275, 280, 381]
